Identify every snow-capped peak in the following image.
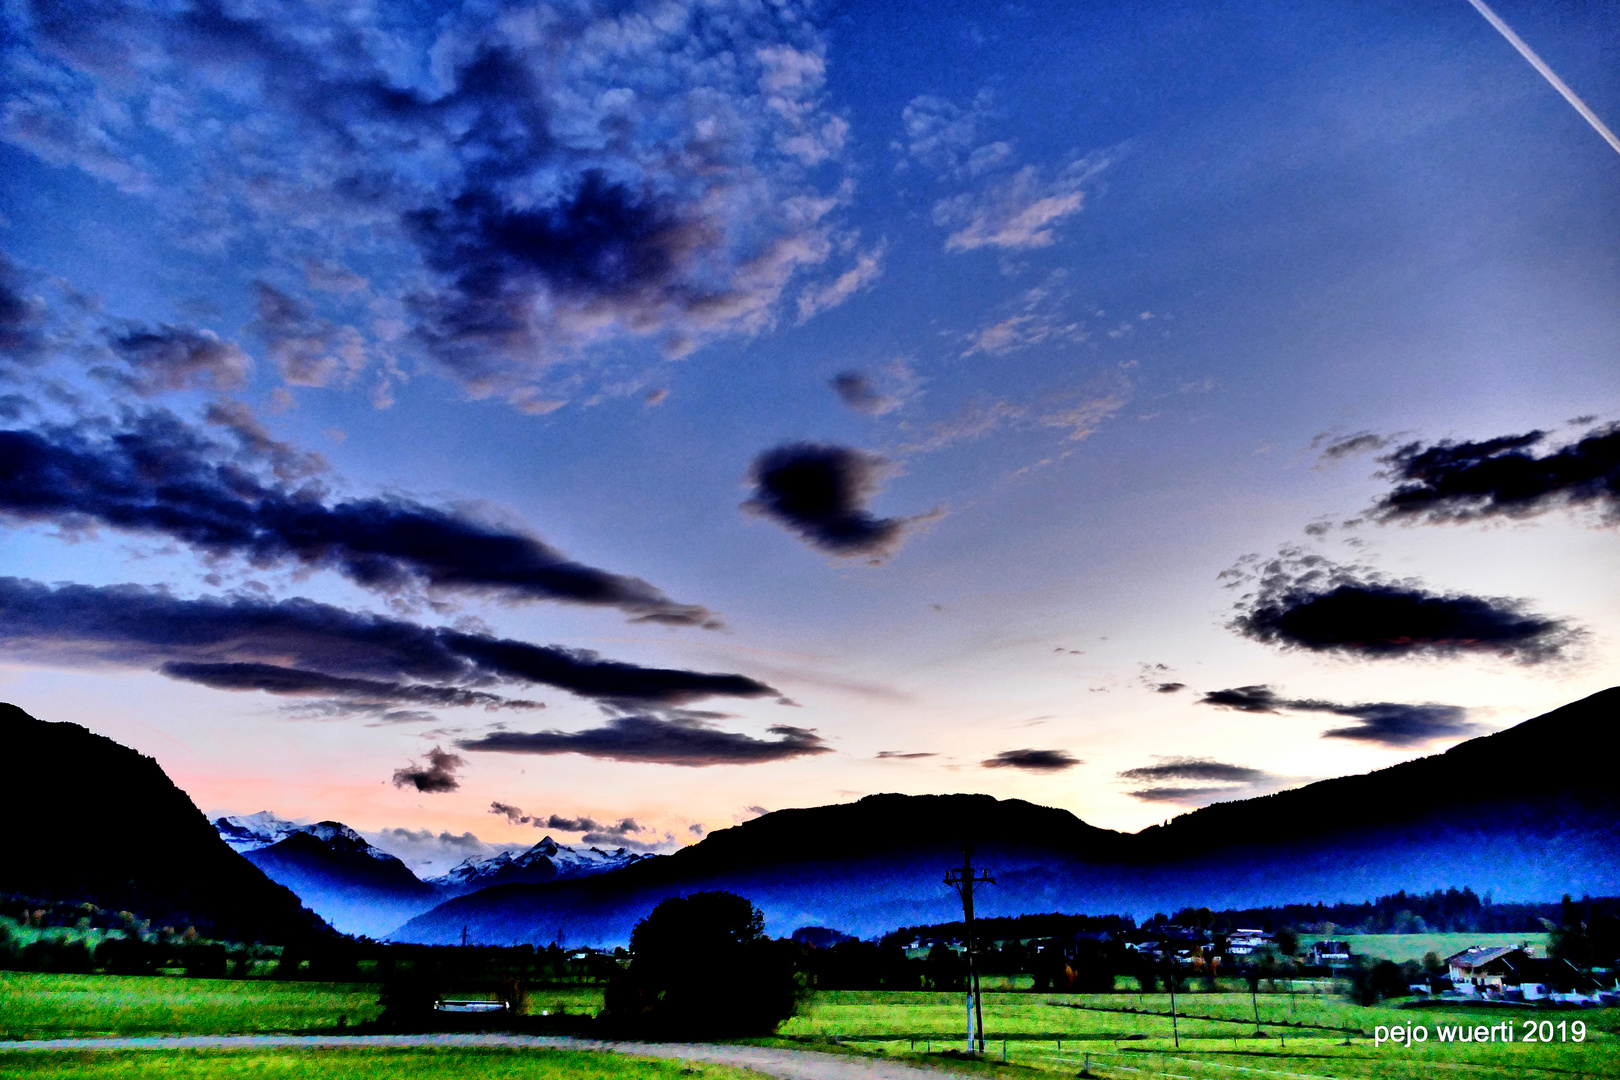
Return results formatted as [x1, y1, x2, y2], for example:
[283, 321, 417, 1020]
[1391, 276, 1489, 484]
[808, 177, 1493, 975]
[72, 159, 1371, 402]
[214, 814, 395, 862]
[214, 811, 302, 853]
[427, 835, 656, 891]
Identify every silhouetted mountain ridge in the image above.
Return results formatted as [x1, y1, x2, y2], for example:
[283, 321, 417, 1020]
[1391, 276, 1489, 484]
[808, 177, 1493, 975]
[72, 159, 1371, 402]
[1, 703, 329, 942]
[394, 688, 1619, 946]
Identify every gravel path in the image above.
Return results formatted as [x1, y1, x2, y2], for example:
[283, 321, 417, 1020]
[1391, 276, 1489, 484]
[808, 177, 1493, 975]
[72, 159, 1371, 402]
[0, 1034, 972, 1080]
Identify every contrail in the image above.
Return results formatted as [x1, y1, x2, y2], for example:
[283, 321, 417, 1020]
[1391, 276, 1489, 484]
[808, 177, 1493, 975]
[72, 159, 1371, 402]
[1463, 0, 1620, 157]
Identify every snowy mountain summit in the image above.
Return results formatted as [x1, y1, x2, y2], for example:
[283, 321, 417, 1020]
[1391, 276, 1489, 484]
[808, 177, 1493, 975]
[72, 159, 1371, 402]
[430, 835, 655, 893]
[214, 813, 396, 862]
[214, 811, 303, 853]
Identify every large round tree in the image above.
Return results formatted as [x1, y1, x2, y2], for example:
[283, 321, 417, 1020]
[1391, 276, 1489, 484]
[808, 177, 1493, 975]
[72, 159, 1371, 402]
[605, 891, 800, 1037]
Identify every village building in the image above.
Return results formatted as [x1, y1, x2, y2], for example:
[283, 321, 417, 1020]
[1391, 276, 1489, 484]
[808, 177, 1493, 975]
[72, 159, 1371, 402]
[1225, 929, 1274, 956]
[1444, 945, 1594, 1001]
[1309, 940, 1351, 964]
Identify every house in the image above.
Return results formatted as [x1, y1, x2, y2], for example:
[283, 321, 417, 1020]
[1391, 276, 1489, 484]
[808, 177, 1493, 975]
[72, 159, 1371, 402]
[1446, 945, 1527, 994]
[1226, 929, 1274, 956]
[1445, 945, 1599, 1001]
[1309, 940, 1351, 964]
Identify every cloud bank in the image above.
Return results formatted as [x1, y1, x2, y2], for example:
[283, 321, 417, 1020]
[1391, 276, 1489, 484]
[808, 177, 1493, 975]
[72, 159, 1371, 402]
[0, 577, 776, 707]
[1197, 684, 1480, 747]
[981, 748, 1080, 772]
[0, 409, 715, 625]
[4, 0, 856, 402]
[1372, 424, 1620, 525]
[1117, 756, 1277, 804]
[459, 715, 830, 766]
[1224, 549, 1577, 664]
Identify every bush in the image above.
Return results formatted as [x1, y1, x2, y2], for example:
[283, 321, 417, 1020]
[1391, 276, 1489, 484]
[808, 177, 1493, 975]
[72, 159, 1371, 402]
[604, 891, 800, 1038]
[97, 935, 158, 975]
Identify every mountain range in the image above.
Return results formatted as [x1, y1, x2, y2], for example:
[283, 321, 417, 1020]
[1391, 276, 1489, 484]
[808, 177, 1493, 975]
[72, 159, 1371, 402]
[8, 688, 1616, 947]
[392, 686, 1620, 947]
[212, 811, 655, 937]
[2, 703, 328, 943]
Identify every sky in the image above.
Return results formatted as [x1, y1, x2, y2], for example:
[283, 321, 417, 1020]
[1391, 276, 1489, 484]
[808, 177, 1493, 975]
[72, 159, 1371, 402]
[2, 0, 1617, 877]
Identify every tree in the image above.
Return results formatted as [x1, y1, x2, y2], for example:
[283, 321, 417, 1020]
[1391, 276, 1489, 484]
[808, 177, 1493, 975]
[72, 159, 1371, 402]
[604, 892, 800, 1037]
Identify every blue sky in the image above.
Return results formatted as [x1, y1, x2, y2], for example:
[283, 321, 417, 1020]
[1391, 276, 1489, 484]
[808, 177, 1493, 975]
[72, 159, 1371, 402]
[1, 0, 1616, 874]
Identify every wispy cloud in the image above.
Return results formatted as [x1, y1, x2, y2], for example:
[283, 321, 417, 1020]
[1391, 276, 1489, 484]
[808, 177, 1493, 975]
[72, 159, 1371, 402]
[1197, 684, 1482, 748]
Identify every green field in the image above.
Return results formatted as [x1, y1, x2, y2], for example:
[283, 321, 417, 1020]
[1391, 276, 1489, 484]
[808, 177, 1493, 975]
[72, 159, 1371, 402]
[778, 989, 1620, 1079]
[7, 972, 1619, 1079]
[0, 1048, 768, 1080]
[0, 972, 608, 1040]
[0, 972, 382, 1039]
[1341, 932, 1550, 963]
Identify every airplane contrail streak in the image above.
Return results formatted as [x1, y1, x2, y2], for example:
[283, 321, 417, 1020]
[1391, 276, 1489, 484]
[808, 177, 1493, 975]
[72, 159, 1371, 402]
[1463, 0, 1620, 157]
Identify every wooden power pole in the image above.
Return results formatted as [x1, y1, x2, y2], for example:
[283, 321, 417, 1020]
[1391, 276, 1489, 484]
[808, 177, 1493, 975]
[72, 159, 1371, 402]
[944, 844, 993, 1054]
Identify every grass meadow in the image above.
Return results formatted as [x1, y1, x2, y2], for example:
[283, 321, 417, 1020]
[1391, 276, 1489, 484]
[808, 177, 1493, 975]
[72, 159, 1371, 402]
[777, 989, 1620, 1079]
[6, 971, 1618, 1079]
[1340, 932, 1550, 963]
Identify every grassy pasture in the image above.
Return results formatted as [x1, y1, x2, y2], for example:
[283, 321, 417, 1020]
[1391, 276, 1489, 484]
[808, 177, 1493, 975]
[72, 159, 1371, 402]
[0, 972, 608, 1040]
[0, 972, 383, 1039]
[0, 1048, 768, 1080]
[779, 990, 1620, 1080]
[1341, 932, 1550, 963]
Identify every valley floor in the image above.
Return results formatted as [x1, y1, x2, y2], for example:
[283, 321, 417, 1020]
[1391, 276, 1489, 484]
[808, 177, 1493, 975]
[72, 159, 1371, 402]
[4, 973, 1617, 1079]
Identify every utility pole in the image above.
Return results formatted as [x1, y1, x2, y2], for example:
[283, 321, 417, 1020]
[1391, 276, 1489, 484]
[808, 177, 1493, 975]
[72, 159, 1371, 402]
[1165, 951, 1179, 1049]
[944, 844, 993, 1054]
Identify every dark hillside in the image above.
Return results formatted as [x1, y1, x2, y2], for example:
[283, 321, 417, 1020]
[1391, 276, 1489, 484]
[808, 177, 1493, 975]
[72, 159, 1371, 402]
[1140, 686, 1620, 858]
[0, 703, 330, 942]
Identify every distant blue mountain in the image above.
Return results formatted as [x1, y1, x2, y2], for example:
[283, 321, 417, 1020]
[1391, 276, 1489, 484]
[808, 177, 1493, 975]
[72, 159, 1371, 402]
[392, 687, 1620, 946]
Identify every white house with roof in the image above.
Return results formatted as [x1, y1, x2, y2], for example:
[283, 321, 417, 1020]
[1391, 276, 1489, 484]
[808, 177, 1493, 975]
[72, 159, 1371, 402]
[1226, 929, 1274, 956]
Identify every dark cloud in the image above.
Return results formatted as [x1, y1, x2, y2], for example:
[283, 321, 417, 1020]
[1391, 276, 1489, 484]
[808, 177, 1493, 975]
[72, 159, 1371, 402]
[1197, 685, 1284, 713]
[830, 372, 896, 416]
[1314, 431, 1390, 461]
[1197, 684, 1481, 748]
[1151, 682, 1185, 693]
[488, 800, 649, 837]
[1116, 756, 1276, 804]
[1117, 757, 1269, 783]
[161, 661, 540, 711]
[490, 801, 529, 824]
[1371, 424, 1620, 525]
[103, 324, 253, 396]
[876, 750, 937, 759]
[981, 748, 1081, 772]
[0, 576, 775, 706]
[0, 409, 715, 625]
[1316, 702, 1479, 747]
[201, 399, 327, 483]
[0, 252, 52, 364]
[458, 715, 830, 766]
[1128, 786, 1244, 804]
[688, 823, 706, 836]
[392, 746, 464, 793]
[744, 442, 925, 559]
[8, 0, 850, 403]
[1224, 549, 1576, 664]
